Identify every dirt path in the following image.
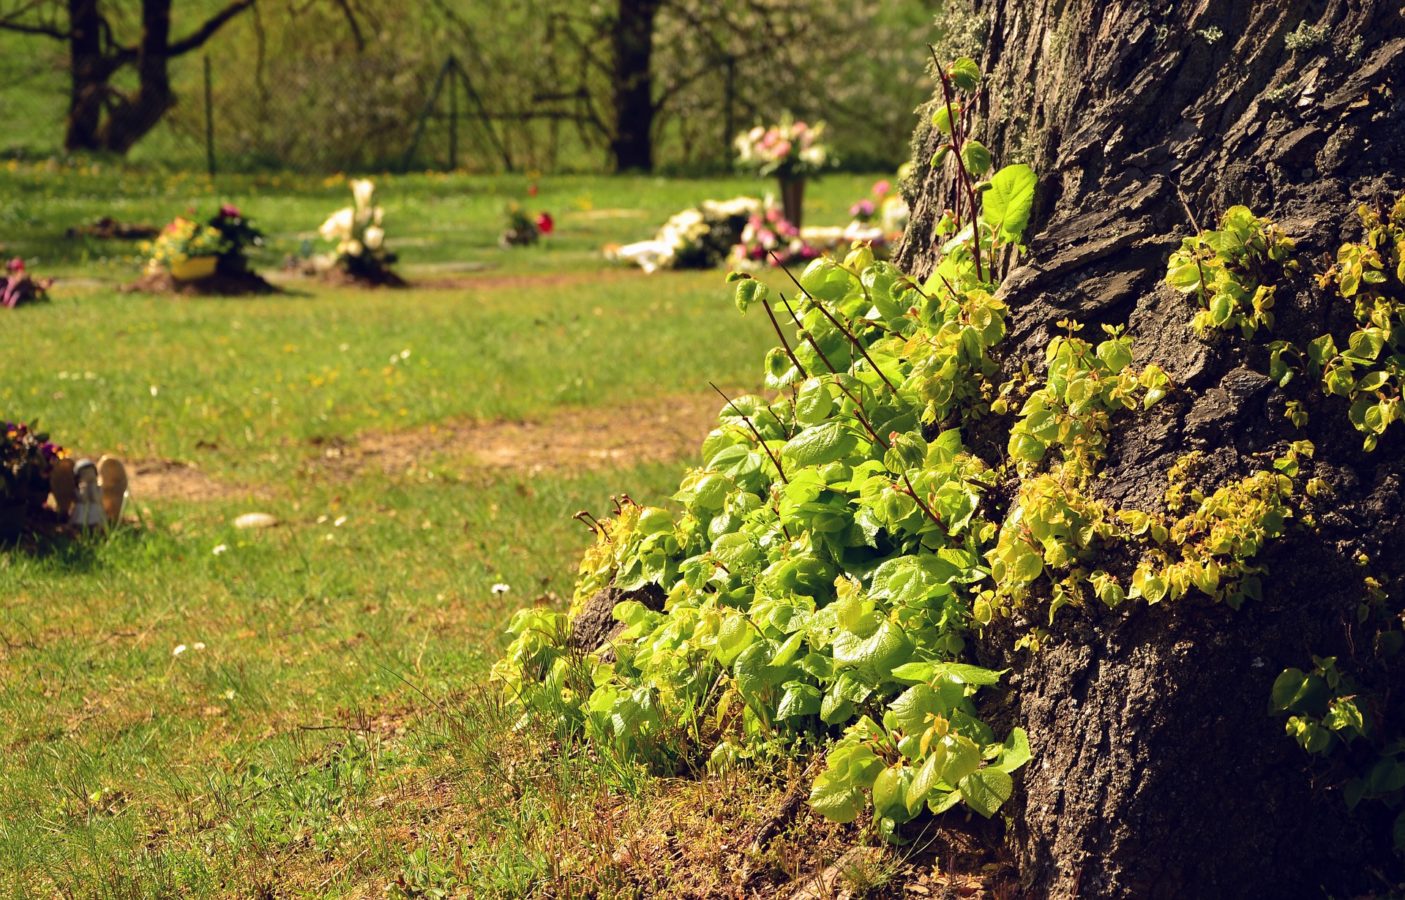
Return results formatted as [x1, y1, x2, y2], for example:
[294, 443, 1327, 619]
[314, 392, 725, 478]
[123, 392, 731, 504]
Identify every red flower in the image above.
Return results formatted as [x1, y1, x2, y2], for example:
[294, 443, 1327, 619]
[535, 212, 554, 235]
[7, 258, 24, 274]
[527, 183, 539, 197]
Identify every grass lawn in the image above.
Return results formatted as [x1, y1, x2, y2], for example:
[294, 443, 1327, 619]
[0, 170, 889, 896]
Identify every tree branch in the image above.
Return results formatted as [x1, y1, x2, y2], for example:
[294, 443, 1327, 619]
[166, 0, 255, 57]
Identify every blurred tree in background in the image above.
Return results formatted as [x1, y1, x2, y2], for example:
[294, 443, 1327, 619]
[0, 0, 938, 173]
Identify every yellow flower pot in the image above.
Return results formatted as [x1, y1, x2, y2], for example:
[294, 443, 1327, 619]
[169, 255, 219, 282]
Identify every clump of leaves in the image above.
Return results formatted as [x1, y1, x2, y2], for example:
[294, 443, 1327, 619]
[1309, 194, 1405, 450]
[497, 55, 1043, 839]
[1006, 320, 1169, 479]
[1165, 205, 1297, 338]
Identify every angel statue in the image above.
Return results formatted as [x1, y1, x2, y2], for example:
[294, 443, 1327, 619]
[50, 456, 128, 530]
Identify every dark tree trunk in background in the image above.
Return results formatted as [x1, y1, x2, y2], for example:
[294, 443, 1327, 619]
[900, 2, 1405, 897]
[65, 0, 107, 151]
[609, 0, 661, 172]
[40, 0, 253, 153]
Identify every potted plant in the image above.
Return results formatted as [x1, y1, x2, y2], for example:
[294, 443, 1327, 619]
[734, 115, 831, 227]
[145, 216, 232, 281]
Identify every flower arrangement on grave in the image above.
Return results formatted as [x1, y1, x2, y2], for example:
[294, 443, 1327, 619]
[734, 115, 832, 227]
[607, 197, 760, 273]
[727, 202, 819, 269]
[0, 419, 65, 540]
[1, 258, 52, 308]
[500, 202, 555, 247]
[144, 216, 231, 281]
[207, 203, 265, 274]
[318, 179, 398, 281]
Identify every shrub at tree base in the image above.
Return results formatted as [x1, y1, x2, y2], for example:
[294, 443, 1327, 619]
[495, 55, 1403, 879]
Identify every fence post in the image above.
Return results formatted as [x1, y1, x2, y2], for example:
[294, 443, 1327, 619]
[448, 55, 459, 171]
[204, 55, 216, 178]
[723, 55, 736, 161]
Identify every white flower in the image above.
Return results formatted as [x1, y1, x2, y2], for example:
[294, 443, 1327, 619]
[491, 583, 511, 595]
[193, 642, 206, 651]
[172, 644, 187, 656]
[212, 544, 228, 556]
[333, 515, 347, 527]
[341, 239, 364, 258]
[800, 146, 826, 167]
[351, 178, 376, 211]
[320, 207, 354, 241]
[363, 226, 384, 250]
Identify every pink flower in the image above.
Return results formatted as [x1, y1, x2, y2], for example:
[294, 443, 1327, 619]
[7, 258, 24, 274]
[872, 180, 891, 197]
[535, 212, 554, 235]
[793, 121, 808, 133]
[757, 228, 776, 245]
[774, 140, 792, 158]
[219, 203, 241, 219]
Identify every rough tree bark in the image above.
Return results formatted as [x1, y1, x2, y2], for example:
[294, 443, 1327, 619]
[609, 0, 662, 172]
[898, 2, 1405, 897]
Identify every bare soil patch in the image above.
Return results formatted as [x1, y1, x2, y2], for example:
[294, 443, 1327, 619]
[312, 392, 727, 479]
[127, 459, 251, 504]
[122, 270, 280, 297]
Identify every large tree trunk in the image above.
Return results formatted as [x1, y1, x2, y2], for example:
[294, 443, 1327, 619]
[98, 0, 176, 154]
[65, 0, 107, 151]
[900, 2, 1405, 896]
[609, 0, 661, 172]
[52, 0, 252, 155]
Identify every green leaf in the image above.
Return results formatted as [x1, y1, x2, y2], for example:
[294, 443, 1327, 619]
[809, 770, 866, 823]
[795, 379, 835, 426]
[949, 57, 980, 91]
[888, 683, 940, 734]
[1270, 668, 1325, 713]
[733, 276, 768, 313]
[995, 728, 1031, 773]
[872, 765, 914, 823]
[777, 681, 822, 720]
[931, 104, 957, 136]
[907, 750, 942, 815]
[783, 422, 859, 468]
[799, 258, 855, 303]
[932, 732, 982, 785]
[983, 164, 1037, 244]
[833, 620, 914, 681]
[957, 767, 1013, 818]
[716, 613, 755, 666]
[934, 662, 1004, 686]
[889, 661, 936, 684]
[961, 140, 993, 176]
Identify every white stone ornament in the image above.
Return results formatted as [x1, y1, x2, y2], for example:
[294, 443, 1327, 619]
[70, 459, 106, 529]
[61, 455, 128, 530]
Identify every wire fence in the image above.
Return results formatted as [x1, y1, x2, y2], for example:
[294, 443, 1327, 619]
[139, 50, 757, 176]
